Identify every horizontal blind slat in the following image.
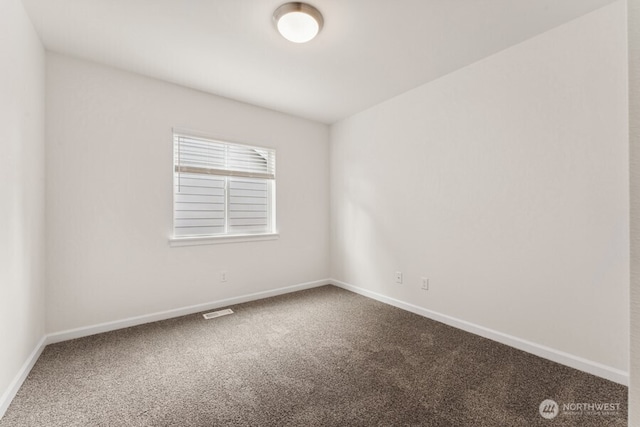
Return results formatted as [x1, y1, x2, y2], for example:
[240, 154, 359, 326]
[228, 204, 267, 212]
[174, 226, 225, 236]
[175, 210, 225, 219]
[175, 166, 274, 180]
[175, 186, 225, 196]
[175, 218, 226, 227]
[229, 211, 267, 219]
[175, 194, 225, 204]
[229, 218, 267, 226]
[227, 225, 268, 233]
[175, 203, 224, 211]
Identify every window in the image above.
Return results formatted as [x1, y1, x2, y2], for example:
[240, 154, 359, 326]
[173, 131, 276, 240]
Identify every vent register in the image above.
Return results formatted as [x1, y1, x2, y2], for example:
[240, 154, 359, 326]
[202, 309, 234, 319]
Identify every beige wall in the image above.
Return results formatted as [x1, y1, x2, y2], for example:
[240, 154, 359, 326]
[45, 53, 330, 333]
[330, 1, 629, 375]
[0, 0, 46, 415]
[629, 0, 640, 422]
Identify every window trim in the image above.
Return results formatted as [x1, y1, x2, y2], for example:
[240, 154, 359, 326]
[169, 233, 280, 247]
[170, 128, 278, 245]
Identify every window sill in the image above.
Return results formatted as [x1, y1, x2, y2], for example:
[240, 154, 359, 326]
[169, 233, 280, 247]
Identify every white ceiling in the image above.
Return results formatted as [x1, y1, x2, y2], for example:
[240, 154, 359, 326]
[22, 0, 617, 124]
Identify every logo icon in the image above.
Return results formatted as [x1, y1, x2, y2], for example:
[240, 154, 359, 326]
[539, 399, 559, 419]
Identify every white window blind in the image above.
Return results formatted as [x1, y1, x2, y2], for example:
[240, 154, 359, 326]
[173, 132, 276, 238]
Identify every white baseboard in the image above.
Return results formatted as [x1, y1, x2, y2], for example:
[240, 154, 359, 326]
[330, 279, 629, 386]
[47, 279, 330, 344]
[1, 277, 626, 422]
[0, 335, 47, 419]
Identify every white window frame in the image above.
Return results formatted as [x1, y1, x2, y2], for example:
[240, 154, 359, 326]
[169, 128, 278, 247]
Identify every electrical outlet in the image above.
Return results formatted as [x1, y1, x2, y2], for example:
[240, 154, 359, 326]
[421, 277, 429, 291]
[220, 271, 227, 282]
[395, 271, 403, 284]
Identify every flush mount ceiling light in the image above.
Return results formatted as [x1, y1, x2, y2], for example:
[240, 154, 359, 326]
[273, 2, 324, 43]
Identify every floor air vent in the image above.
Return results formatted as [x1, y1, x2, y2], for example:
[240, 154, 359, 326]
[203, 309, 234, 320]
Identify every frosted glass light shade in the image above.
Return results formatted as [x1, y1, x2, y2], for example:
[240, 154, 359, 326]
[274, 3, 323, 43]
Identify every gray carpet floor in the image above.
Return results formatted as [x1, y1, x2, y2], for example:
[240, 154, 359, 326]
[0, 285, 627, 426]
